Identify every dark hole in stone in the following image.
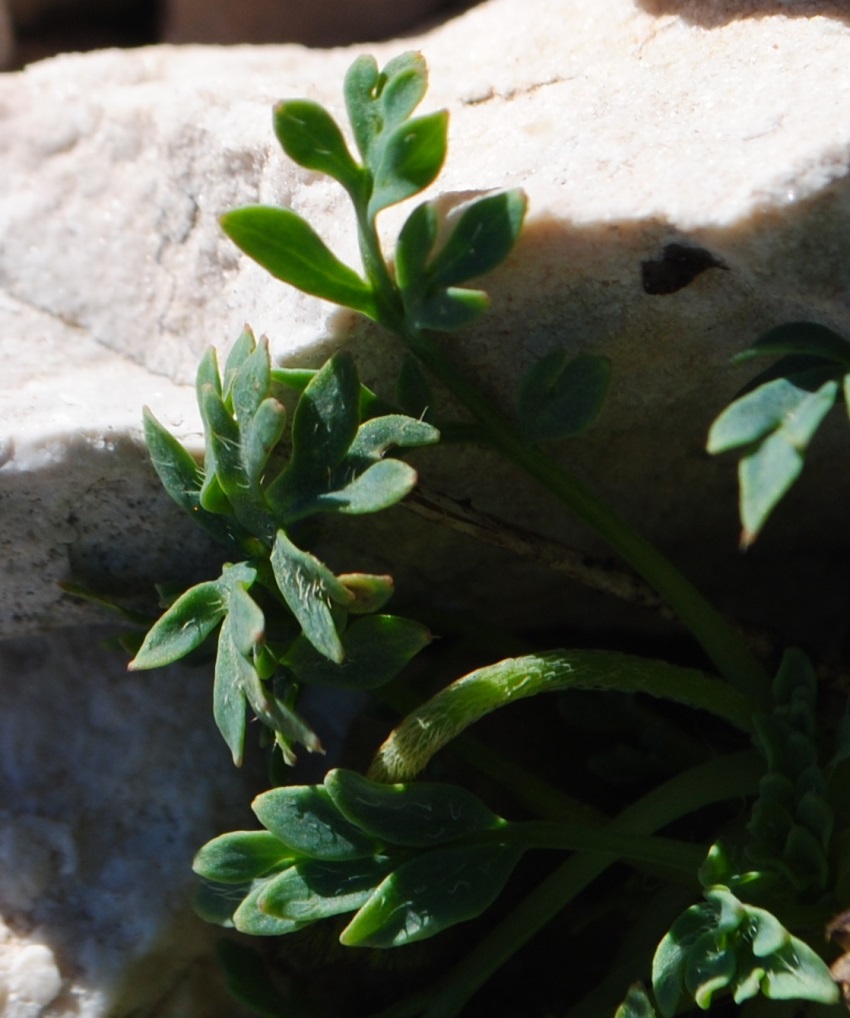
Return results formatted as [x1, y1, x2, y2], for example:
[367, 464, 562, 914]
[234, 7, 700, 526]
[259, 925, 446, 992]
[641, 243, 728, 295]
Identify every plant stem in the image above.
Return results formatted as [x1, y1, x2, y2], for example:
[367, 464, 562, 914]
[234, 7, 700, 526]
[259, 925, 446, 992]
[401, 329, 771, 708]
[418, 750, 763, 1018]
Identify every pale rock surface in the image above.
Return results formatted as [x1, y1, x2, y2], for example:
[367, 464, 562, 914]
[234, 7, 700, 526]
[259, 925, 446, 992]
[3, 1, 850, 1014]
[4, 0, 850, 644]
[0, 625, 274, 1018]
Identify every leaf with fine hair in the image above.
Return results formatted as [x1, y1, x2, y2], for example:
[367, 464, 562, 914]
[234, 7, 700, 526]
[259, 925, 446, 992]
[270, 529, 352, 663]
[285, 614, 431, 689]
[221, 206, 377, 318]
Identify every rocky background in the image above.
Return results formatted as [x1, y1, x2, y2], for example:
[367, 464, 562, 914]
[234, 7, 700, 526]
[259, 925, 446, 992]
[0, 0, 478, 67]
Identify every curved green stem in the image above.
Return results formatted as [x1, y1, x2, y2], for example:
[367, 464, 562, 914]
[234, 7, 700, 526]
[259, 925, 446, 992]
[399, 330, 771, 708]
[369, 650, 756, 782]
[419, 750, 764, 1018]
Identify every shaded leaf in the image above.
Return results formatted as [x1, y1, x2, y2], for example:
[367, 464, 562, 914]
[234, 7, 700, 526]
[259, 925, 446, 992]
[325, 769, 504, 847]
[615, 984, 658, 1018]
[396, 355, 435, 421]
[732, 321, 850, 367]
[285, 614, 431, 689]
[337, 572, 394, 614]
[340, 842, 523, 947]
[221, 206, 377, 318]
[396, 201, 438, 298]
[518, 352, 612, 443]
[233, 881, 307, 936]
[214, 941, 306, 1018]
[412, 287, 489, 332]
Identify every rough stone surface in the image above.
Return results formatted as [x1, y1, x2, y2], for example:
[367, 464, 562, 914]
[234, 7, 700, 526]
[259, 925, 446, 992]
[4, 0, 850, 646]
[0, 625, 274, 1018]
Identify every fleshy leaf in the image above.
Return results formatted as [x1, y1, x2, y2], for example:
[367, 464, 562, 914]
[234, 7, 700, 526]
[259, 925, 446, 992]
[285, 614, 431, 689]
[615, 984, 658, 1018]
[192, 831, 295, 883]
[129, 579, 225, 670]
[340, 842, 523, 947]
[325, 769, 505, 847]
[221, 206, 377, 318]
[518, 352, 612, 443]
[258, 855, 394, 922]
[412, 287, 489, 332]
[252, 785, 378, 861]
[233, 881, 306, 936]
[396, 201, 438, 298]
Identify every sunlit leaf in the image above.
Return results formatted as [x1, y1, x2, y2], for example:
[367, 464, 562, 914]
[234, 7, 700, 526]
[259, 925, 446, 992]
[221, 206, 377, 318]
[369, 112, 448, 219]
[273, 99, 362, 195]
[129, 580, 225, 670]
[258, 855, 393, 922]
[193, 831, 295, 883]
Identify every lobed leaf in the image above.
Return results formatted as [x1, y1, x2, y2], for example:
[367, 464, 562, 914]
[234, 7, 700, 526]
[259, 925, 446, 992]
[340, 842, 523, 947]
[221, 206, 377, 318]
[325, 769, 505, 847]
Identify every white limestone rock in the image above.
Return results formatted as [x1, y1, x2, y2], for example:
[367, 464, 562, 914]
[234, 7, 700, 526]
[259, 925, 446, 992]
[2, 0, 850, 644]
[0, 625, 269, 1017]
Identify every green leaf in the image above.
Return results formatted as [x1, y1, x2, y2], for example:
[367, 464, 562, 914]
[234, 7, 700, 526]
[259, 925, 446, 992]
[396, 201, 438, 298]
[142, 407, 203, 514]
[708, 370, 839, 546]
[128, 579, 225, 670]
[270, 530, 351, 663]
[252, 785, 378, 861]
[258, 855, 394, 922]
[429, 190, 527, 288]
[285, 614, 431, 689]
[273, 99, 363, 196]
[213, 615, 253, 766]
[652, 901, 717, 1018]
[369, 111, 448, 219]
[316, 459, 420, 515]
[233, 881, 306, 936]
[344, 52, 428, 165]
[193, 831, 295, 883]
[266, 352, 361, 521]
[518, 352, 612, 443]
[222, 326, 257, 404]
[615, 984, 658, 1018]
[733, 321, 850, 367]
[412, 287, 489, 332]
[325, 769, 505, 847]
[340, 842, 523, 947]
[242, 397, 287, 488]
[221, 206, 377, 318]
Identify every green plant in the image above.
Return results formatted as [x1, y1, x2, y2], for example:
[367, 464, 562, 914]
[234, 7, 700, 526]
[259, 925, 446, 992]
[127, 51, 849, 1018]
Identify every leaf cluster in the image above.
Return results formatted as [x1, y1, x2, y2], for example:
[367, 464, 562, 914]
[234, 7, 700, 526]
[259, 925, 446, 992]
[132, 327, 435, 764]
[193, 768, 521, 948]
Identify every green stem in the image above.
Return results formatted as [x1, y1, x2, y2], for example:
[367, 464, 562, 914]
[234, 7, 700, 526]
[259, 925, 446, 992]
[401, 329, 771, 708]
[369, 650, 756, 783]
[418, 750, 763, 1018]
[487, 821, 705, 874]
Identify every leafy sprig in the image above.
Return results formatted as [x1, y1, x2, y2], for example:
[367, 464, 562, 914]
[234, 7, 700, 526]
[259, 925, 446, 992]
[132, 327, 434, 764]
